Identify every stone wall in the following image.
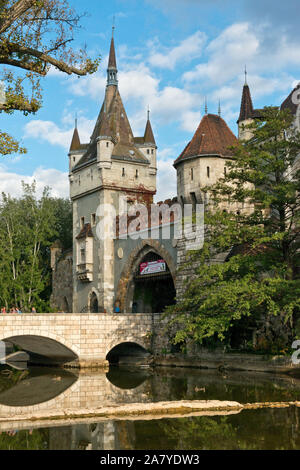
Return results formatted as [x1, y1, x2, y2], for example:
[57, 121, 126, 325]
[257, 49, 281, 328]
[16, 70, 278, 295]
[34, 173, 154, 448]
[0, 313, 168, 367]
[50, 250, 73, 313]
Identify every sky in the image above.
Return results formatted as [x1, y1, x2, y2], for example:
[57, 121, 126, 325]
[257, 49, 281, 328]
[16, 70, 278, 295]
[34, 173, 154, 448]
[1, 0, 299, 201]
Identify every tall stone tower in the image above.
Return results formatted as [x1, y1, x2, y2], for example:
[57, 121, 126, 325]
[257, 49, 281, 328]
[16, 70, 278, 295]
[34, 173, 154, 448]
[68, 31, 157, 313]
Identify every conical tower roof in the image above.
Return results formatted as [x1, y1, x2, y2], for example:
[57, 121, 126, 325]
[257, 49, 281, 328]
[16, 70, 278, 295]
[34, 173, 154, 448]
[108, 36, 117, 69]
[69, 127, 81, 152]
[174, 113, 238, 167]
[238, 84, 254, 123]
[281, 83, 300, 116]
[144, 117, 156, 145]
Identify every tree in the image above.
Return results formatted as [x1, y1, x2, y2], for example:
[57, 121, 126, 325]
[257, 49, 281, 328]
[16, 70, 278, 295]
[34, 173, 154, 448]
[0, 182, 58, 311]
[0, 0, 99, 155]
[166, 107, 300, 351]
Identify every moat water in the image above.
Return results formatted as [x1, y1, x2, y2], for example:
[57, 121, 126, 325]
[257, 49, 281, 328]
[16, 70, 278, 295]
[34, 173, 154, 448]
[1, 364, 300, 450]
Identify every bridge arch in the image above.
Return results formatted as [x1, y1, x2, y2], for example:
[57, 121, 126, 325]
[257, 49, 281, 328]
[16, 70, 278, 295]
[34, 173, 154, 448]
[1, 332, 79, 365]
[106, 341, 150, 365]
[116, 239, 176, 313]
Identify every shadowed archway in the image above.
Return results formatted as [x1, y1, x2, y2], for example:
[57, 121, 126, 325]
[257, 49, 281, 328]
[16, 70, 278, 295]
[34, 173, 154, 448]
[2, 335, 78, 366]
[116, 240, 176, 313]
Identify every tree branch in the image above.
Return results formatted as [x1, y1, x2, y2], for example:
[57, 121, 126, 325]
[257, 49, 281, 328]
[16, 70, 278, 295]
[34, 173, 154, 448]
[0, 0, 36, 34]
[0, 56, 47, 75]
[5, 42, 95, 75]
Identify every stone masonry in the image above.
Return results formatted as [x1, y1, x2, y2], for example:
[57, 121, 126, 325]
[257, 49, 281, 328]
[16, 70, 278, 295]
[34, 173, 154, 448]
[0, 313, 169, 368]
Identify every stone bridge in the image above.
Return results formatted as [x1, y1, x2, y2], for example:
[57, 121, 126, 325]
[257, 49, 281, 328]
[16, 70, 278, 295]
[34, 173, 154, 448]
[0, 313, 166, 368]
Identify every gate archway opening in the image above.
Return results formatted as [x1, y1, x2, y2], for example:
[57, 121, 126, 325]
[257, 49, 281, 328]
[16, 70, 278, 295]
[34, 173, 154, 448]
[90, 292, 99, 313]
[131, 252, 176, 313]
[106, 342, 150, 366]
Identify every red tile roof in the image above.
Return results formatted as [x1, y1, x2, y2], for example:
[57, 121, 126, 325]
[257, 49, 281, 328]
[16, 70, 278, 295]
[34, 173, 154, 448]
[281, 83, 300, 116]
[174, 113, 238, 166]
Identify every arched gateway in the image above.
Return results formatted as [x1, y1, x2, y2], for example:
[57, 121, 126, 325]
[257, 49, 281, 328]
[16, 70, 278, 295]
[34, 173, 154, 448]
[116, 240, 176, 313]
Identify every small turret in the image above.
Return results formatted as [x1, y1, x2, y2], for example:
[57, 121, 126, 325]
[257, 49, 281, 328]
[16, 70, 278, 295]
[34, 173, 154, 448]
[69, 118, 85, 172]
[237, 69, 260, 140]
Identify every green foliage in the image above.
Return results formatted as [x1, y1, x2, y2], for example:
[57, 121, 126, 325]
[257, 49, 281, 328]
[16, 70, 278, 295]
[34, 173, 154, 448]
[0, 427, 48, 450]
[165, 107, 300, 350]
[0, 182, 72, 311]
[0, 0, 100, 155]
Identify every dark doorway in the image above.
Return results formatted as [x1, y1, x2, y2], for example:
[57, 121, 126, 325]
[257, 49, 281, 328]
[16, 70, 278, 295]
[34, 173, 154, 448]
[132, 252, 176, 313]
[90, 293, 98, 313]
[106, 342, 150, 366]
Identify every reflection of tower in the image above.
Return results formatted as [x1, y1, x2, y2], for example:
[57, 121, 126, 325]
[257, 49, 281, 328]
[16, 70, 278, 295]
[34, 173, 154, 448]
[103, 422, 116, 449]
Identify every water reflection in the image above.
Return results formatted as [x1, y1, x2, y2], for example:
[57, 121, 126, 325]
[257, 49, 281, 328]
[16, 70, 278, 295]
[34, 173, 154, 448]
[1, 365, 300, 449]
[106, 366, 150, 390]
[1, 365, 300, 410]
[0, 407, 300, 450]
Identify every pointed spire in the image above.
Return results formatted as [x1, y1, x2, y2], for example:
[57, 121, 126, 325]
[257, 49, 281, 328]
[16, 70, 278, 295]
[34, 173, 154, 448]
[107, 25, 118, 86]
[238, 73, 254, 123]
[144, 107, 156, 145]
[69, 123, 81, 152]
[244, 65, 248, 85]
[205, 97, 208, 115]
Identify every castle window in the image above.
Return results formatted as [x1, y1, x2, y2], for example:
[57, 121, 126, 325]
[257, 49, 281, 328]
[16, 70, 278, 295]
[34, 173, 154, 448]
[80, 217, 85, 228]
[106, 142, 109, 147]
[151, 149, 154, 154]
[80, 248, 85, 264]
[147, 149, 150, 154]
[91, 213, 96, 226]
[191, 168, 193, 181]
[207, 166, 210, 178]
[122, 168, 125, 177]
[224, 166, 227, 176]
[135, 169, 138, 178]
[73, 157, 75, 162]
[190, 192, 197, 215]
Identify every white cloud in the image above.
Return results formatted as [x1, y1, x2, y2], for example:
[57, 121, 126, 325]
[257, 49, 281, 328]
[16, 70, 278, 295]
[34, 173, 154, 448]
[184, 23, 259, 85]
[67, 58, 202, 134]
[156, 157, 177, 202]
[183, 22, 300, 87]
[23, 115, 95, 150]
[148, 31, 206, 70]
[0, 166, 69, 199]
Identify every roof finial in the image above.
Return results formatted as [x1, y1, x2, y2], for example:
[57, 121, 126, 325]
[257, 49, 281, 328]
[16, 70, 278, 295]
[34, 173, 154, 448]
[75, 112, 78, 129]
[147, 105, 150, 121]
[244, 65, 248, 85]
[218, 99, 221, 117]
[112, 15, 115, 37]
[205, 97, 208, 115]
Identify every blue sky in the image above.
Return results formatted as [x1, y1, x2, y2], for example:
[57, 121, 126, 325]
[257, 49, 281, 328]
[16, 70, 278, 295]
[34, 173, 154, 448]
[1, 0, 299, 200]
